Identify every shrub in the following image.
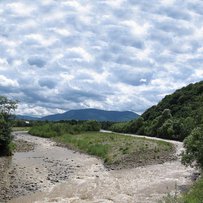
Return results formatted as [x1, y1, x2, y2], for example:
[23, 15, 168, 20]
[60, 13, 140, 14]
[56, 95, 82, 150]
[181, 126, 203, 169]
[0, 96, 17, 156]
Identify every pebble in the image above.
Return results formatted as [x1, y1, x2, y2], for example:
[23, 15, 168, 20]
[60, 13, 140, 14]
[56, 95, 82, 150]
[0, 134, 76, 202]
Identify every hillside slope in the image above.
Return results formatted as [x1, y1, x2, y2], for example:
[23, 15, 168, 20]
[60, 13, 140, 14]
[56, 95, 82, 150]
[110, 81, 203, 141]
[142, 81, 203, 122]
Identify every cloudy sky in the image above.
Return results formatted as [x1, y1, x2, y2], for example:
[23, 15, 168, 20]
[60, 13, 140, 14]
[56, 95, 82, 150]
[0, 0, 203, 116]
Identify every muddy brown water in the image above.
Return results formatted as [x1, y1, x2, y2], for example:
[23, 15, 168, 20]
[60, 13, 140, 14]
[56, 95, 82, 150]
[4, 131, 195, 203]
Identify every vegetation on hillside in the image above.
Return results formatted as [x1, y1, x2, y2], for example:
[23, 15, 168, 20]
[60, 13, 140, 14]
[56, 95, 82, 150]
[109, 81, 203, 141]
[0, 96, 17, 156]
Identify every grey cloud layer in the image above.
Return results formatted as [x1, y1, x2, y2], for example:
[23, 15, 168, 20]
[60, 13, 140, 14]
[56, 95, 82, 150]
[0, 0, 203, 115]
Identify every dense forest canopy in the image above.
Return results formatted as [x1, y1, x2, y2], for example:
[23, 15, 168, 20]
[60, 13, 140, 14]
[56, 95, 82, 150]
[142, 81, 203, 122]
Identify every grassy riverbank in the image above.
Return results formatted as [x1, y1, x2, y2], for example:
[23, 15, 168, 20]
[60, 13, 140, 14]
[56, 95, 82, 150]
[54, 132, 175, 169]
[28, 122, 175, 168]
[161, 174, 203, 203]
[182, 175, 203, 203]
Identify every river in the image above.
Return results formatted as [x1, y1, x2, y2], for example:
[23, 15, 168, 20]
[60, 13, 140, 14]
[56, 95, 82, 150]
[1, 131, 195, 203]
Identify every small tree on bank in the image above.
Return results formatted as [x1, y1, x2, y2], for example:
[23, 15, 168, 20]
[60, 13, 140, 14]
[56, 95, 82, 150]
[0, 96, 17, 156]
[181, 126, 203, 170]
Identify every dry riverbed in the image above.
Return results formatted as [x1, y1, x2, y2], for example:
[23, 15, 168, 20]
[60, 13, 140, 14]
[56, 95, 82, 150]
[0, 131, 196, 203]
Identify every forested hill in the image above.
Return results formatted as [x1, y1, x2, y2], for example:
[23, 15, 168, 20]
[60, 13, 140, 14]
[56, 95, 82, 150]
[142, 81, 203, 122]
[110, 81, 203, 141]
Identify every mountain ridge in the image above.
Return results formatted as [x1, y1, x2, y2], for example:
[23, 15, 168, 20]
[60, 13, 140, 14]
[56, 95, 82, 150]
[17, 108, 139, 122]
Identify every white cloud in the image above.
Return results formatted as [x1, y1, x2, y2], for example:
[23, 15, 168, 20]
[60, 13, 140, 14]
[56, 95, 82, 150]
[68, 47, 93, 62]
[0, 75, 19, 87]
[121, 20, 150, 37]
[0, 0, 203, 116]
[7, 2, 36, 16]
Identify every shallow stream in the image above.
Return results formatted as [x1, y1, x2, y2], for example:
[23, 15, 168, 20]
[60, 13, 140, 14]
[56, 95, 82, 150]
[0, 131, 195, 203]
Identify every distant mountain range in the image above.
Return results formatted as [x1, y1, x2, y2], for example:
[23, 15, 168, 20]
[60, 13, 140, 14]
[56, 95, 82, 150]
[16, 115, 40, 121]
[17, 109, 139, 122]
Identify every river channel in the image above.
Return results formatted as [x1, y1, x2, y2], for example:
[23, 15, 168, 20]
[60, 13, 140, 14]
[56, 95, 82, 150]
[0, 131, 195, 203]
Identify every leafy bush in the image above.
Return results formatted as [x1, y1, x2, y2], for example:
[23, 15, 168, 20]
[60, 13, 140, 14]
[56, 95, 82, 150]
[0, 96, 17, 156]
[181, 126, 203, 169]
[110, 122, 129, 133]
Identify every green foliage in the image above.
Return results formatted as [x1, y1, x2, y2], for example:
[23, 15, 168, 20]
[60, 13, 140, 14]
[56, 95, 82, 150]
[82, 120, 101, 131]
[142, 81, 203, 122]
[100, 121, 116, 130]
[157, 119, 174, 139]
[109, 121, 129, 133]
[0, 96, 17, 156]
[55, 133, 110, 162]
[181, 126, 203, 169]
[29, 120, 101, 138]
[128, 117, 144, 133]
[141, 81, 203, 140]
[181, 175, 203, 203]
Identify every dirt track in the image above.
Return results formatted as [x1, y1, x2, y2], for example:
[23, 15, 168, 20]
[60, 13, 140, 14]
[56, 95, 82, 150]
[1, 131, 195, 203]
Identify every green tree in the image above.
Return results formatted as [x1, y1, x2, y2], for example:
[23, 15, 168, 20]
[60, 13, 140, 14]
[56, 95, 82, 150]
[182, 117, 195, 137]
[181, 126, 203, 169]
[0, 96, 17, 156]
[128, 117, 144, 133]
[83, 120, 101, 131]
[157, 119, 174, 139]
[146, 109, 173, 137]
[162, 109, 172, 120]
[172, 119, 184, 140]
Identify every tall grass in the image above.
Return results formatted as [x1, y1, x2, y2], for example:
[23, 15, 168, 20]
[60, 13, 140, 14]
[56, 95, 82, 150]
[55, 133, 110, 161]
